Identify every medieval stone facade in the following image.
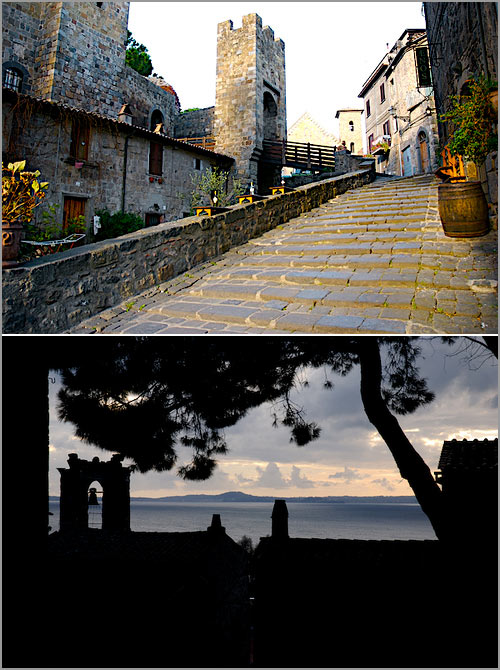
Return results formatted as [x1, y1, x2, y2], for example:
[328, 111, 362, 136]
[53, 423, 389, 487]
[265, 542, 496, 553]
[213, 14, 286, 190]
[423, 2, 498, 227]
[358, 29, 439, 177]
[2, 88, 232, 230]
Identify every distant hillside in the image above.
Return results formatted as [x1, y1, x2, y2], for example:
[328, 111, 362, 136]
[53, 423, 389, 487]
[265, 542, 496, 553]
[49, 491, 417, 504]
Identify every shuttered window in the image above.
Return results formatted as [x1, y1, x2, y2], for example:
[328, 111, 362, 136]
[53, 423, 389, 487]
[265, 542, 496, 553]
[149, 141, 163, 175]
[70, 120, 90, 160]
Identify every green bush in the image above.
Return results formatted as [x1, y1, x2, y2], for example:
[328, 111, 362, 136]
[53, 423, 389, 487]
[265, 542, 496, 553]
[94, 210, 144, 241]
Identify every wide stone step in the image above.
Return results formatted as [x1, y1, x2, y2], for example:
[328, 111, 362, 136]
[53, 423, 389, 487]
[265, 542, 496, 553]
[144, 295, 410, 333]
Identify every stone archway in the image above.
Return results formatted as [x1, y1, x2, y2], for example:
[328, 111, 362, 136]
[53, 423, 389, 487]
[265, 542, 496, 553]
[417, 130, 430, 173]
[263, 91, 278, 140]
[58, 453, 131, 532]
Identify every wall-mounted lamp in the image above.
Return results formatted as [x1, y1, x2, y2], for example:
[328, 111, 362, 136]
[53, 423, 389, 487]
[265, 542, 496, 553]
[425, 106, 435, 117]
[153, 203, 160, 211]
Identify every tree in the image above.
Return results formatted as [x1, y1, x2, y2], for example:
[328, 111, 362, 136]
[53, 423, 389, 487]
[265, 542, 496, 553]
[189, 166, 244, 211]
[53, 336, 497, 542]
[125, 30, 153, 76]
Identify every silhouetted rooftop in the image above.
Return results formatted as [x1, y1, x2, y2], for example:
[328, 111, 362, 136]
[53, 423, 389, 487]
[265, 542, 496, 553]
[438, 438, 498, 471]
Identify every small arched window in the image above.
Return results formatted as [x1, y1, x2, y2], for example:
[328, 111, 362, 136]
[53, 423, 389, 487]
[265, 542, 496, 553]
[349, 120, 354, 132]
[3, 67, 23, 92]
[350, 142, 355, 153]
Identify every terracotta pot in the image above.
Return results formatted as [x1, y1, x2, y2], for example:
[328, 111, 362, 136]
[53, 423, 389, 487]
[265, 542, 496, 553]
[2, 221, 24, 267]
[438, 181, 489, 238]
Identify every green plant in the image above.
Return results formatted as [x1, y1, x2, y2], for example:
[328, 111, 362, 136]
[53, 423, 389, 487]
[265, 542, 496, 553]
[189, 167, 244, 212]
[181, 108, 201, 114]
[93, 209, 144, 241]
[125, 30, 153, 76]
[2, 160, 48, 224]
[24, 205, 85, 244]
[440, 75, 498, 167]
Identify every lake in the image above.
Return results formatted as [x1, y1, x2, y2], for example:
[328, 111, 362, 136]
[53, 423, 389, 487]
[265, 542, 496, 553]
[49, 499, 437, 545]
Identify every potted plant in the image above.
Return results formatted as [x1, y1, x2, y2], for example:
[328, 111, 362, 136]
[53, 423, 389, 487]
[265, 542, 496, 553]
[436, 75, 497, 237]
[2, 161, 48, 266]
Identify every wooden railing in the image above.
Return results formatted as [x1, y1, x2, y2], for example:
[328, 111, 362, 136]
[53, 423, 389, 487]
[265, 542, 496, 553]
[262, 139, 336, 170]
[176, 136, 216, 151]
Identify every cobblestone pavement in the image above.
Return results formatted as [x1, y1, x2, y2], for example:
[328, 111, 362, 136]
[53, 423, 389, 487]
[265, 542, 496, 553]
[71, 175, 498, 335]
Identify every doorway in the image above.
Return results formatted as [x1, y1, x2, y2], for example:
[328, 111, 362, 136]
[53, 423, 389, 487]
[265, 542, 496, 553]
[418, 131, 430, 173]
[63, 196, 86, 232]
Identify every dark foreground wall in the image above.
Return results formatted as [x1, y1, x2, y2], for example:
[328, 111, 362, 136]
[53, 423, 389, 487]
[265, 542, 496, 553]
[2, 167, 374, 333]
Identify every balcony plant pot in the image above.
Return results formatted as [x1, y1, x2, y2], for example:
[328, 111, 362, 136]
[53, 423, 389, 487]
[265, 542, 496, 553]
[437, 180, 489, 238]
[2, 220, 24, 267]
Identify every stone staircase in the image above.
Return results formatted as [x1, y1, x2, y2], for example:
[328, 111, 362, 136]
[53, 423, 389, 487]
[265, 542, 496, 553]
[74, 174, 498, 334]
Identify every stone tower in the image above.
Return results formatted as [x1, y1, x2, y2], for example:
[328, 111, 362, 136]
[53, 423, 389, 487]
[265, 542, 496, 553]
[335, 109, 364, 154]
[2, 2, 129, 113]
[213, 14, 286, 192]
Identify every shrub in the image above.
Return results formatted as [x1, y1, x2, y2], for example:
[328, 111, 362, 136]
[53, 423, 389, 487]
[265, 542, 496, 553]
[93, 210, 144, 241]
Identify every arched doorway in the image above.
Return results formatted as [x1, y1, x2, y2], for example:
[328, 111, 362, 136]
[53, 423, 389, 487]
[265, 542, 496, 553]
[263, 92, 278, 140]
[150, 109, 164, 131]
[87, 480, 103, 529]
[418, 130, 430, 173]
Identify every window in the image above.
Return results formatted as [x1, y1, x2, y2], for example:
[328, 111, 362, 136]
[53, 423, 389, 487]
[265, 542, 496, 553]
[194, 158, 201, 170]
[380, 83, 386, 103]
[368, 134, 374, 153]
[145, 213, 161, 227]
[382, 120, 390, 137]
[3, 67, 23, 92]
[70, 119, 90, 160]
[349, 120, 354, 132]
[149, 141, 163, 175]
[415, 48, 432, 88]
[366, 100, 371, 118]
[350, 142, 355, 153]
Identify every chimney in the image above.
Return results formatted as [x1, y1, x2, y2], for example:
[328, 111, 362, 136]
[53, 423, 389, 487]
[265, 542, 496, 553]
[271, 499, 289, 539]
[118, 104, 133, 125]
[207, 513, 226, 535]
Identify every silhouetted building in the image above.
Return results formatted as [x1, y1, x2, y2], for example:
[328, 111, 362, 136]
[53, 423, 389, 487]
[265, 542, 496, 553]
[435, 437, 498, 543]
[58, 453, 131, 532]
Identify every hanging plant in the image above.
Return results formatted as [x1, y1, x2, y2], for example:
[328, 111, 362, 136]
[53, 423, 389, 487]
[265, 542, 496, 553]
[440, 75, 498, 168]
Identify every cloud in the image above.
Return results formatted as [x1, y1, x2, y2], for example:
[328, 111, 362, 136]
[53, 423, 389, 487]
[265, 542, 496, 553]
[252, 462, 315, 489]
[254, 462, 288, 488]
[289, 465, 315, 489]
[371, 477, 396, 492]
[328, 466, 368, 484]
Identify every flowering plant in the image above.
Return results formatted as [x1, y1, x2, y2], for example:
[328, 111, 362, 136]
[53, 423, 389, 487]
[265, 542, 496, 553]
[2, 160, 48, 224]
[440, 75, 497, 167]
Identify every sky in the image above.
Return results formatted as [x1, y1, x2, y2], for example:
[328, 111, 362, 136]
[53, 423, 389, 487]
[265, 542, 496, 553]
[48, 337, 498, 498]
[127, 1, 427, 136]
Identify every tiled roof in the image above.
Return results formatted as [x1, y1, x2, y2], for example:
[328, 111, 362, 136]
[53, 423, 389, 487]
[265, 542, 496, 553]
[437, 438, 498, 471]
[2, 87, 233, 162]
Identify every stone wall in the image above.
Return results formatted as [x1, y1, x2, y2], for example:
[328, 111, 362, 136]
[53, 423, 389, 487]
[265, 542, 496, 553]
[174, 107, 215, 139]
[2, 168, 375, 333]
[424, 2, 498, 228]
[2, 2, 180, 132]
[2, 92, 230, 233]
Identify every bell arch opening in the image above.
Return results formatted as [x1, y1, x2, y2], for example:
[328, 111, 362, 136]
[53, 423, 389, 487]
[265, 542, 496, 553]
[150, 109, 164, 131]
[87, 480, 103, 529]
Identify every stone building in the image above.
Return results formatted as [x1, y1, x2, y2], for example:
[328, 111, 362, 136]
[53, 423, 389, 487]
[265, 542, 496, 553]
[358, 29, 439, 177]
[2, 87, 233, 229]
[287, 112, 339, 147]
[213, 14, 286, 191]
[335, 108, 364, 154]
[423, 2, 498, 227]
[2, 2, 287, 226]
